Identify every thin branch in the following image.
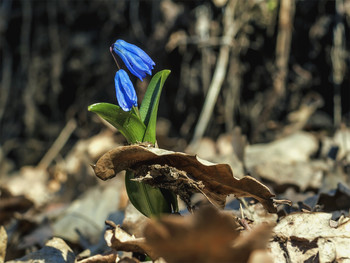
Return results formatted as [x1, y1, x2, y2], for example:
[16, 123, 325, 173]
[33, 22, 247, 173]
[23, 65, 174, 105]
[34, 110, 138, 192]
[38, 119, 77, 170]
[331, 0, 346, 127]
[47, 0, 63, 95]
[189, 0, 237, 150]
[0, 42, 12, 125]
[21, 0, 36, 134]
[274, 0, 295, 97]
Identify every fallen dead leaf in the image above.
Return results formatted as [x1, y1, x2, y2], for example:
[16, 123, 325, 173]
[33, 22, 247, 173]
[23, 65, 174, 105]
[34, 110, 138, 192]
[6, 237, 75, 263]
[193, 137, 217, 160]
[247, 249, 274, 263]
[334, 126, 350, 161]
[245, 131, 318, 170]
[283, 92, 324, 136]
[0, 167, 52, 206]
[0, 187, 34, 225]
[241, 203, 278, 226]
[122, 202, 149, 238]
[62, 130, 120, 176]
[144, 205, 274, 263]
[93, 145, 277, 213]
[104, 221, 156, 260]
[270, 212, 350, 262]
[52, 180, 123, 243]
[313, 183, 350, 214]
[0, 226, 7, 262]
[214, 130, 245, 178]
[77, 251, 118, 263]
[253, 160, 326, 191]
[117, 257, 141, 263]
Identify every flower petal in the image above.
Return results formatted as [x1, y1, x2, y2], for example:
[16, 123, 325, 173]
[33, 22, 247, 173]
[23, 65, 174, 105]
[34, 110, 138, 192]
[114, 48, 145, 81]
[114, 70, 138, 111]
[113, 39, 155, 81]
[117, 39, 155, 67]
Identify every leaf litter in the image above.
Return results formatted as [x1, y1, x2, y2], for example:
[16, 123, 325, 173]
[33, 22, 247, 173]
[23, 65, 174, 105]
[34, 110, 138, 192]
[2, 127, 350, 262]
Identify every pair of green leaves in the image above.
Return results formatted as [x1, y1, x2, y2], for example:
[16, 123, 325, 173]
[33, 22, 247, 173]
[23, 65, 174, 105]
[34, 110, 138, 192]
[88, 70, 178, 217]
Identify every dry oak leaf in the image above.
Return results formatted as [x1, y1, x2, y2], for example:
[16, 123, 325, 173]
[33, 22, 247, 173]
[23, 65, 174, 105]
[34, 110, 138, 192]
[93, 145, 277, 213]
[104, 221, 157, 260]
[6, 237, 75, 263]
[270, 212, 350, 262]
[77, 252, 118, 263]
[144, 205, 274, 263]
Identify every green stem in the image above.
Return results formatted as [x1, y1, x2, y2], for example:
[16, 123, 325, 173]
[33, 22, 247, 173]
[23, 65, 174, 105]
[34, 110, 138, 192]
[132, 106, 142, 122]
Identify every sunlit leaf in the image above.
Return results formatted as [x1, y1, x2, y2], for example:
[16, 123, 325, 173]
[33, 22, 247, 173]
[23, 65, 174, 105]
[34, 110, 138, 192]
[139, 70, 171, 143]
[88, 103, 145, 143]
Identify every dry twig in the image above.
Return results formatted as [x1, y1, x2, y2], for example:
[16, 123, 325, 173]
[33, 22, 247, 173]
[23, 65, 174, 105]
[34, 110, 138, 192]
[189, 0, 237, 150]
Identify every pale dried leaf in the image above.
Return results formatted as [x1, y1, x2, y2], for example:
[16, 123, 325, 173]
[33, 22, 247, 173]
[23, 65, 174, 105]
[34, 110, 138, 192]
[215, 131, 245, 178]
[232, 223, 274, 263]
[274, 212, 350, 239]
[270, 212, 350, 262]
[7, 237, 75, 263]
[254, 160, 326, 191]
[122, 202, 149, 238]
[0, 187, 34, 225]
[247, 249, 274, 263]
[93, 145, 277, 212]
[52, 181, 123, 243]
[245, 132, 318, 170]
[0, 226, 7, 262]
[117, 257, 140, 263]
[78, 252, 118, 263]
[334, 127, 350, 160]
[104, 223, 156, 260]
[194, 137, 217, 160]
[241, 203, 278, 226]
[1, 167, 51, 206]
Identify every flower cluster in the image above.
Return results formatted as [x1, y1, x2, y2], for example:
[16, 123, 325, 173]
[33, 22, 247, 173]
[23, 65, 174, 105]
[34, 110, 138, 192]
[112, 40, 155, 111]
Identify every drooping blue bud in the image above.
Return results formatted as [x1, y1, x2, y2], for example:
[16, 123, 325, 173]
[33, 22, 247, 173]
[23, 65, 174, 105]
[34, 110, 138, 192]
[113, 39, 155, 81]
[114, 69, 138, 111]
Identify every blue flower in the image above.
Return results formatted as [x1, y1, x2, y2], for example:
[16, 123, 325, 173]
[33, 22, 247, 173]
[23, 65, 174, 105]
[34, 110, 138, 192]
[113, 39, 155, 81]
[114, 69, 138, 111]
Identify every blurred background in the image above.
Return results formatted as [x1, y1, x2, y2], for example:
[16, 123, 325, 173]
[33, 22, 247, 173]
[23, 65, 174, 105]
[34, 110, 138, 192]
[0, 0, 349, 173]
[1, 0, 350, 260]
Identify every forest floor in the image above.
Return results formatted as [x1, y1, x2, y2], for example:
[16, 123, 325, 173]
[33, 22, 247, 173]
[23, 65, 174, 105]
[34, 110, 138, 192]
[1, 123, 350, 263]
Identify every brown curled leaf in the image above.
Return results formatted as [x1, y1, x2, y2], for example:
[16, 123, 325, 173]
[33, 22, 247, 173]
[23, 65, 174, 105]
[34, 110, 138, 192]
[144, 205, 274, 263]
[93, 145, 277, 213]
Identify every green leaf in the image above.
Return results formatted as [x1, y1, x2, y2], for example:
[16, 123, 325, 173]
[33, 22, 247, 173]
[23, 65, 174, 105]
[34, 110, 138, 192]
[160, 188, 179, 213]
[125, 170, 172, 217]
[88, 103, 146, 143]
[139, 70, 178, 214]
[139, 70, 171, 143]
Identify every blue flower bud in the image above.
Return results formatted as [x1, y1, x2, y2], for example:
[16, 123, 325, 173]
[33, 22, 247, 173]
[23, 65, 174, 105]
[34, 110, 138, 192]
[113, 39, 155, 81]
[114, 69, 138, 111]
